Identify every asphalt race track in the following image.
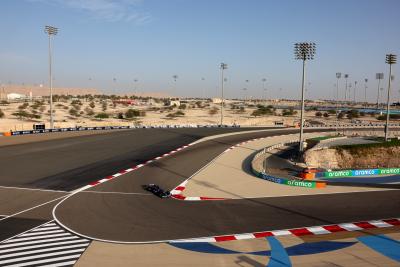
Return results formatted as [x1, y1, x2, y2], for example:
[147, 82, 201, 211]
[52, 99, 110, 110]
[51, 127, 400, 243]
[2, 127, 399, 245]
[0, 127, 271, 191]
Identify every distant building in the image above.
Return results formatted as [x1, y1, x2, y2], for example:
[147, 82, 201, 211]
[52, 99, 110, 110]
[212, 98, 222, 104]
[167, 99, 181, 107]
[7, 93, 27, 100]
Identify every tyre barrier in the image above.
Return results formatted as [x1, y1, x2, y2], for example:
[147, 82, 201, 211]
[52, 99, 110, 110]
[3, 124, 241, 136]
[251, 141, 326, 188]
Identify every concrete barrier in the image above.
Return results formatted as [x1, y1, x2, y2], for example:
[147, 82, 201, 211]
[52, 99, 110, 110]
[251, 140, 326, 188]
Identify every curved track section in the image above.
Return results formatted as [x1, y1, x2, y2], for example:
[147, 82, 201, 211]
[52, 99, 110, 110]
[53, 128, 400, 243]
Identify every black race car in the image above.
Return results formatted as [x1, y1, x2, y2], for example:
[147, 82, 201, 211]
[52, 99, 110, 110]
[143, 184, 171, 198]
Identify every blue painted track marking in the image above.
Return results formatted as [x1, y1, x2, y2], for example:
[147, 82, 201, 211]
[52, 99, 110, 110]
[357, 235, 400, 262]
[266, 237, 291, 267]
[168, 240, 356, 256]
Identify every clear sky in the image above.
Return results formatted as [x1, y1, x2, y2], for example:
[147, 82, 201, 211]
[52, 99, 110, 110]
[0, 0, 399, 101]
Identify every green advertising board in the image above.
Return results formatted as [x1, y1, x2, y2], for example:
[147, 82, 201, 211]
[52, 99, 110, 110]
[320, 167, 400, 178]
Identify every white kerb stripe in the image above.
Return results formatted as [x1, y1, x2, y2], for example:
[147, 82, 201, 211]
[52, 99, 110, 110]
[234, 233, 255, 240]
[306, 226, 331, 235]
[270, 230, 291, 236]
[368, 220, 392, 228]
[97, 179, 108, 183]
[112, 173, 122, 177]
[183, 197, 201, 201]
[338, 223, 363, 231]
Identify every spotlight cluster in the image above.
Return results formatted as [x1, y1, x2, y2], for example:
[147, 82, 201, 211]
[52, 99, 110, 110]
[386, 54, 397, 65]
[294, 42, 316, 60]
[45, 25, 58, 35]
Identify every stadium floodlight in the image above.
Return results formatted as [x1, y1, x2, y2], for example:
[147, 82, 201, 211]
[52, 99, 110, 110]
[364, 78, 368, 106]
[384, 54, 397, 141]
[262, 78, 267, 103]
[201, 77, 205, 99]
[219, 63, 228, 125]
[335, 73, 341, 130]
[44, 25, 58, 129]
[294, 42, 316, 153]
[376, 73, 384, 109]
[344, 74, 349, 102]
[354, 81, 358, 103]
[134, 79, 138, 97]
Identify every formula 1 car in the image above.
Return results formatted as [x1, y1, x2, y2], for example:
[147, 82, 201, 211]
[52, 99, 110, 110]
[143, 184, 171, 198]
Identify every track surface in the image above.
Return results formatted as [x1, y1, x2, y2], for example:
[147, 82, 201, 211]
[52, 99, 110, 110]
[2, 127, 399, 244]
[0, 127, 268, 191]
[53, 128, 400, 243]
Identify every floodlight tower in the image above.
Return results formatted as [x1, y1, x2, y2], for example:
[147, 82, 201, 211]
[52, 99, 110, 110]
[201, 77, 205, 99]
[335, 73, 341, 130]
[384, 54, 397, 141]
[172, 75, 178, 95]
[294, 42, 316, 153]
[44, 25, 58, 129]
[262, 78, 267, 103]
[335, 73, 341, 102]
[376, 73, 384, 109]
[354, 81, 358, 103]
[220, 63, 228, 125]
[344, 74, 349, 102]
[364, 78, 368, 107]
[134, 79, 138, 97]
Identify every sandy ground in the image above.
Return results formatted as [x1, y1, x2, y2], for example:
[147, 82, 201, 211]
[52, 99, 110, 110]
[182, 133, 389, 199]
[75, 230, 400, 266]
[0, 99, 382, 132]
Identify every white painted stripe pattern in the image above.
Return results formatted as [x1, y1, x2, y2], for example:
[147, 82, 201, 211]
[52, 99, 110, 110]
[0, 221, 90, 267]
